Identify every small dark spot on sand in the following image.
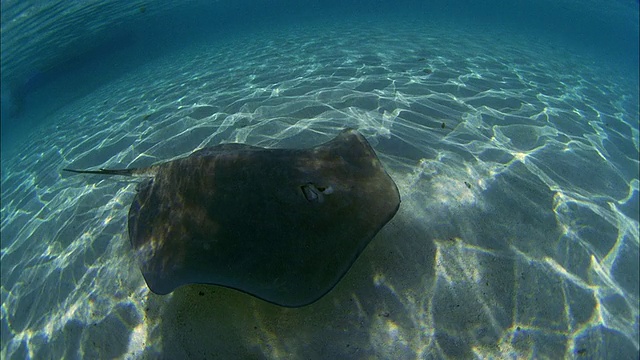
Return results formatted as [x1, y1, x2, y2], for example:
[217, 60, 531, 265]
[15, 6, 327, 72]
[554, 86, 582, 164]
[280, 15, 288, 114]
[423, 68, 432, 74]
[254, 326, 257, 330]
[145, 307, 149, 311]
[576, 348, 587, 356]
[189, 105, 216, 120]
[143, 114, 151, 120]
[486, 281, 489, 286]
[417, 57, 426, 61]
[198, 291, 204, 296]
[464, 181, 471, 189]
[516, 326, 521, 331]
[441, 122, 446, 129]
[381, 312, 390, 317]
[346, 344, 350, 347]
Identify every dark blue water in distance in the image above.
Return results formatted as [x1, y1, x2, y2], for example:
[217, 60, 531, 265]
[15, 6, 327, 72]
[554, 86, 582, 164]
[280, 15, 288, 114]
[1, 1, 638, 359]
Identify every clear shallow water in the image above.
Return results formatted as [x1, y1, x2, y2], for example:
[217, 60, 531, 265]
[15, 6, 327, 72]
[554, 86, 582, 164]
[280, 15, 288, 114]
[1, 3, 639, 360]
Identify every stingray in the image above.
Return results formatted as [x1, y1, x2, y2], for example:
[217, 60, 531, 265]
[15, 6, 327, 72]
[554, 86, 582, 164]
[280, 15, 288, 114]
[64, 128, 400, 307]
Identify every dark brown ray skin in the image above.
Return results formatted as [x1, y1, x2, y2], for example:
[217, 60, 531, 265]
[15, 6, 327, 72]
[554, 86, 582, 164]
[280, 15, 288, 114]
[65, 129, 400, 307]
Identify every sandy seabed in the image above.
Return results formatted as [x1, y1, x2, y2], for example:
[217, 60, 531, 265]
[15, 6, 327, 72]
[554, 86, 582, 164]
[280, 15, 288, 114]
[1, 20, 638, 359]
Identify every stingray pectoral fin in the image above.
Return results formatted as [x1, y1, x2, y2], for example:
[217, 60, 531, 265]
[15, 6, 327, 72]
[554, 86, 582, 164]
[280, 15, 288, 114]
[62, 168, 135, 176]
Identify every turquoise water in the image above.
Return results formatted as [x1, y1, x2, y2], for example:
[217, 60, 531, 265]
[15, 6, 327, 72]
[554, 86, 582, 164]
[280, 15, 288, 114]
[1, 1, 638, 359]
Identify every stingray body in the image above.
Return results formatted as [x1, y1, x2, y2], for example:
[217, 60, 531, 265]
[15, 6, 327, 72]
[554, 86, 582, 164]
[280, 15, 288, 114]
[64, 129, 400, 307]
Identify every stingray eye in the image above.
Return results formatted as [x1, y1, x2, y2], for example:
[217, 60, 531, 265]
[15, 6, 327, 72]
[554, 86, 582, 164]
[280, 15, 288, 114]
[301, 183, 333, 203]
[301, 184, 320, 202]
[321, 186, 333, 194]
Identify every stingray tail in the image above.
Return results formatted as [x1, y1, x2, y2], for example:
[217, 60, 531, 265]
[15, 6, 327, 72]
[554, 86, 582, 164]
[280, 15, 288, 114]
[62, 168, 135, 176]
